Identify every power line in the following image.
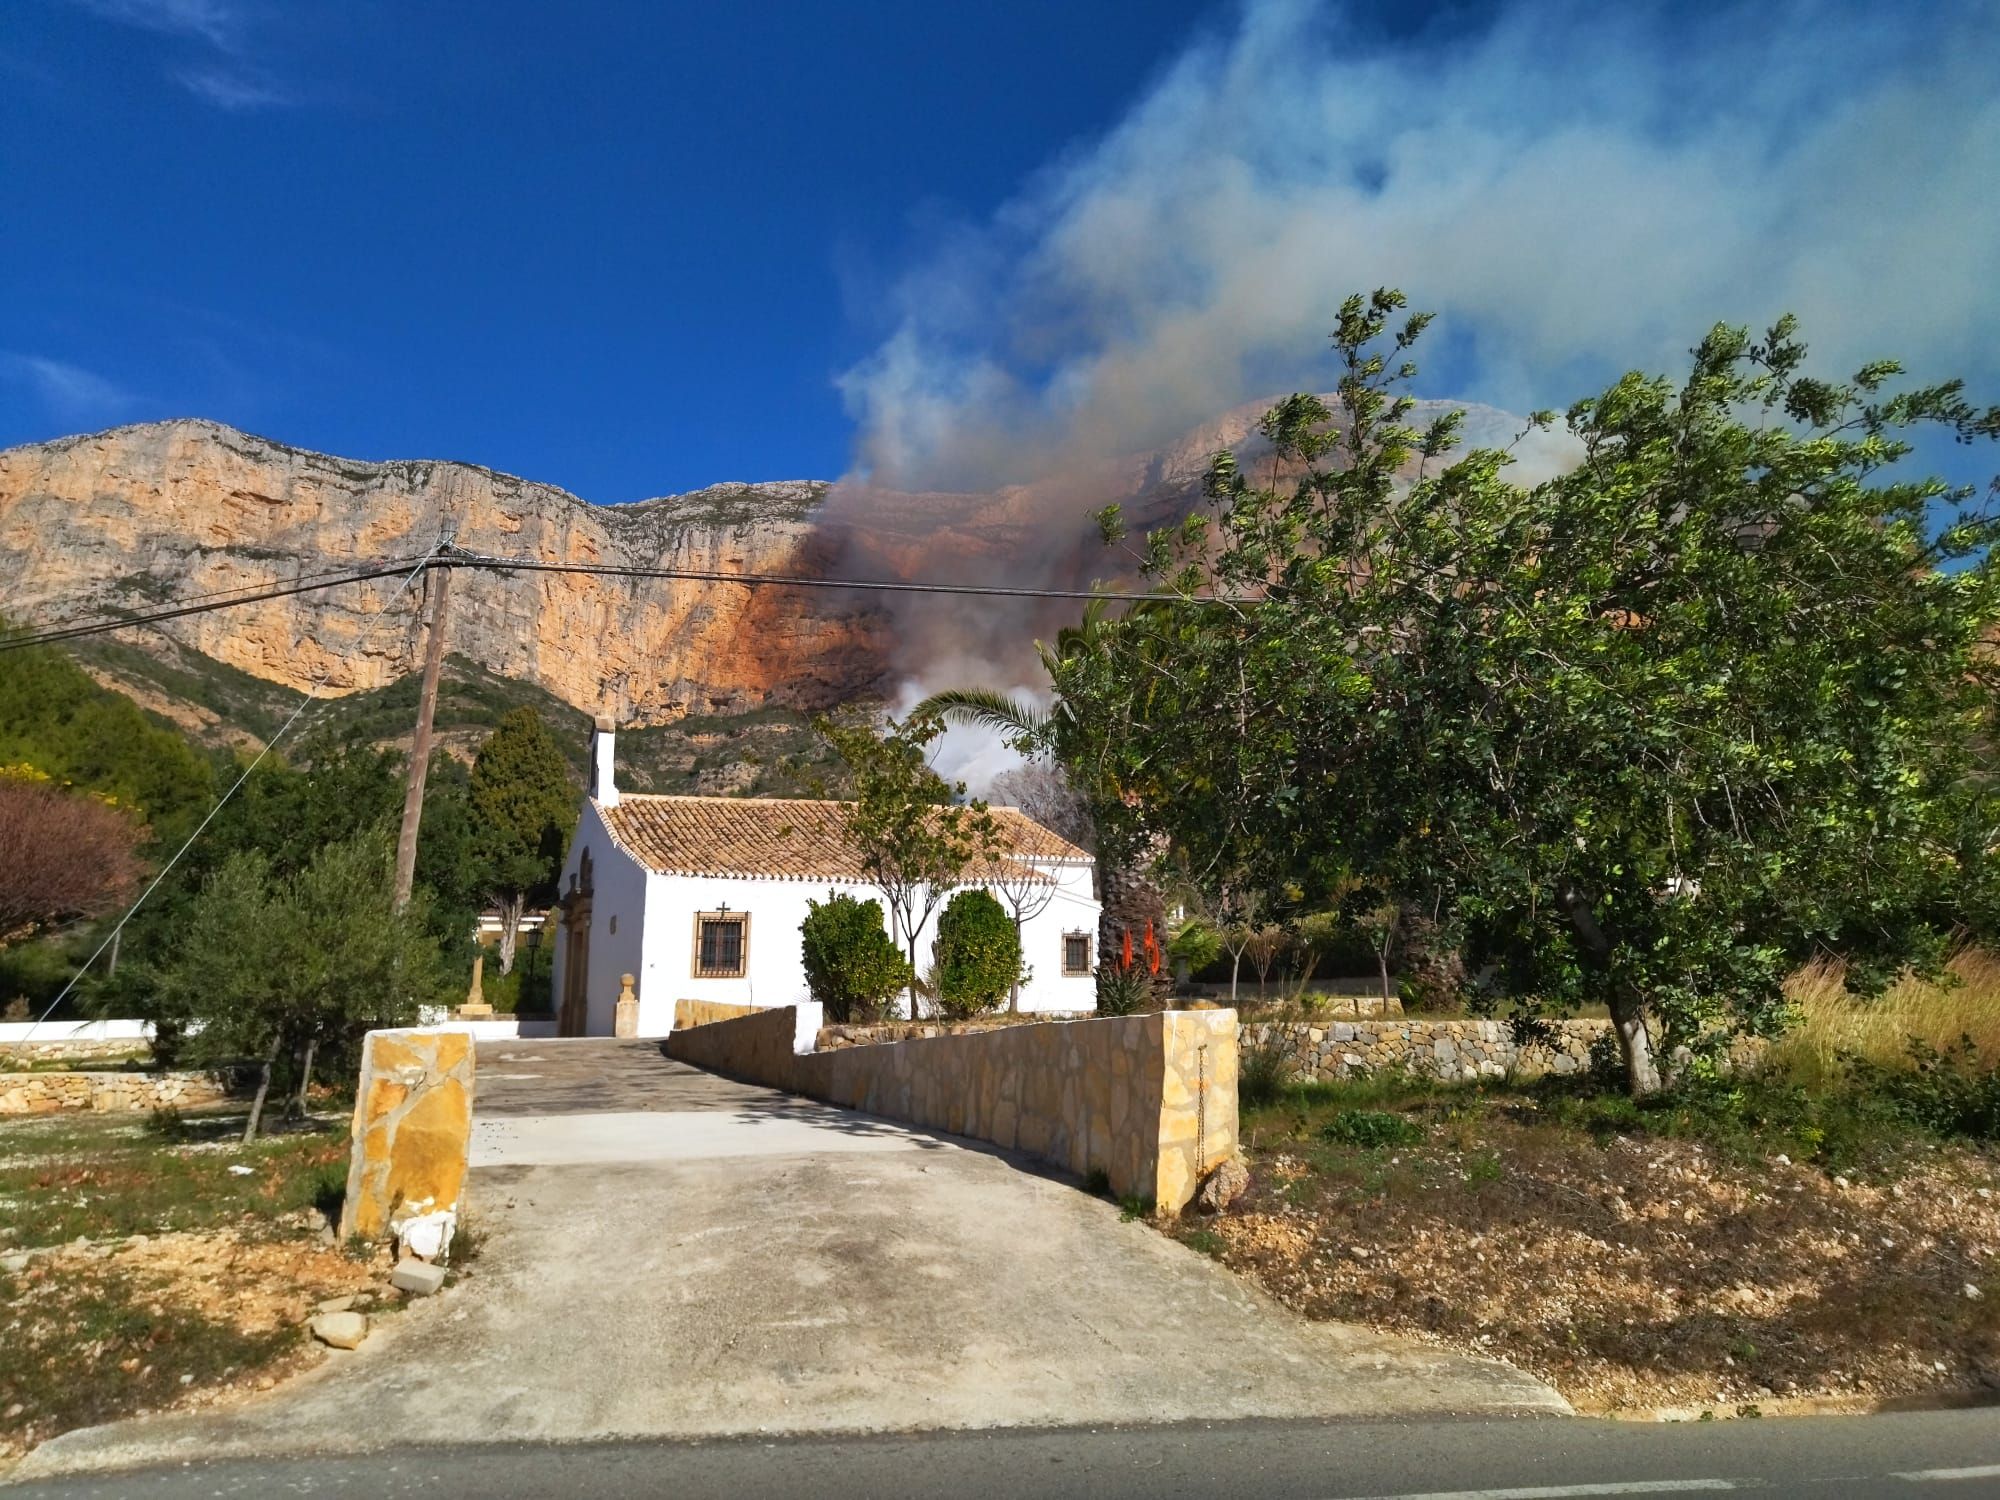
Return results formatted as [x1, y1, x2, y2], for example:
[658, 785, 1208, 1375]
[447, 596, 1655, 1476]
[1, 551, 1248, 652]
[438, 546, 1234, 603]
[0, 556, 437, 653]
[0, 555, 434, 643]
[18, 545, 447, 1040]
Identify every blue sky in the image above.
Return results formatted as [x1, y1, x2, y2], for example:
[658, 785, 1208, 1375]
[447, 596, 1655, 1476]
[3, 0, 1996, 503]
[0, 0, 1250, 496]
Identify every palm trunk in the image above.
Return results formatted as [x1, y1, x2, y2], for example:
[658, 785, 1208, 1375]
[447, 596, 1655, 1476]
[242, 1039, 279, 1144]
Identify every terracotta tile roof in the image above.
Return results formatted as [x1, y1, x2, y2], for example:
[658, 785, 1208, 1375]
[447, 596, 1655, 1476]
[595, 795, 1091, 883]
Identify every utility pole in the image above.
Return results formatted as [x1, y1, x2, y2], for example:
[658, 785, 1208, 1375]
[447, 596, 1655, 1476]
[393, 553, 453, 909]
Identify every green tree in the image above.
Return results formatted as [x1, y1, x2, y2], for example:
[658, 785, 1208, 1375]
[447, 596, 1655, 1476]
[1064, 289, 2000, 1095]
[469, 708, 576, 975]
[156, 829, 449, 1140]
[933, 888, 1022, 1020]
[818, 710, 1003, 1018]
[0, 633, 215, 837]
[800, 891, 912, 1024]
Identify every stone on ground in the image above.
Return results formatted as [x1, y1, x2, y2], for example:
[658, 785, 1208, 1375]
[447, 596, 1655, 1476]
[390, 1259, 448, 1296]
[1195, 1155, 1251, 1214]
[309, 1311, 369, 1349]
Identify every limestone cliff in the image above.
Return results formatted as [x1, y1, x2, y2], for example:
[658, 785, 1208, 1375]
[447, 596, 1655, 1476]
[0, 399, 1535, 729]
[0, 420, 890, 723]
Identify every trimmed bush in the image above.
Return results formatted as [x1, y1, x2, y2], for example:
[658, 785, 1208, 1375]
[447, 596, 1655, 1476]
[933, 889, 1022, 1021]
[801, 891, 911, 1024]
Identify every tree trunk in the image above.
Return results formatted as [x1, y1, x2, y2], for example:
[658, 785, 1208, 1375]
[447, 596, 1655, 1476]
[497, 893, 525, 976]
[1376, 946, 1392, 1005]
[1009, 915, 1023, 1013]
[1610, 990, 1663, 1098]
[291, 1038, 317, 1120]
[241, 1039, 279, 1145]
[1229, 953, 1241, 1006]
[905, 933, 923, 1021]
[1559, 886, 1662, 1098]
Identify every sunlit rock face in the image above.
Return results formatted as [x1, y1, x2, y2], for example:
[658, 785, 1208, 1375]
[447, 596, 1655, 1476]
[0, 399, 1544, 726]
[0, 419, 896, 722]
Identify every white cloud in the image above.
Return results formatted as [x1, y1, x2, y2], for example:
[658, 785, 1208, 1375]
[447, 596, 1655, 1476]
[65, 0, 241, 48]
[840, 0, 2000, 492]
[0, 354, 141, 425]
[173, 64, 291, 109]
[62, 0, 299, 110]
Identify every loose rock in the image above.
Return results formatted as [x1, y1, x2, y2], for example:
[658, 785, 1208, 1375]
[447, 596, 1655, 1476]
[309, 1311, 369, 1349]
[390, 1259, 448, 1297]
[1194, 1156, 1251, 1215]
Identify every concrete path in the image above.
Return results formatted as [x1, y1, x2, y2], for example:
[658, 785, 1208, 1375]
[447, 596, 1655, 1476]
[17, 1040, 1564, 1480]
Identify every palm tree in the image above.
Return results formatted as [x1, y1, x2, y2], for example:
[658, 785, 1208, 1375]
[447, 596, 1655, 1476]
[914, 668, 1167, 1006]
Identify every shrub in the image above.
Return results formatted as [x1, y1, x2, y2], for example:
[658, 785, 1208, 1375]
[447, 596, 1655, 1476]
[1238, 1038, 1295, 1108]
[932, 889, 1021, 1021]
[1318, 1109, 1425, 1149]
[1095, 961, 1151, 1017]
[1168, 920, 1223, 976]
[1847, 1037, 2000, 1141]
[800, 891, 912, 1024]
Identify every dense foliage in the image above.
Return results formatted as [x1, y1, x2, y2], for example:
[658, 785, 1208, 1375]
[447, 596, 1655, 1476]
[152, 829, 450, 1137]
[0, 636, 214, 837]
[467, 708, 577, 974]
[1063, 290, 2000, 1094]
[800, 890, 912, 1024]
[932, 888, 1022, 1020]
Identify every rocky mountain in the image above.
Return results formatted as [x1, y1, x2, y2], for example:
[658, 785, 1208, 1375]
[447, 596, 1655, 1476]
[0, 399, 1546, 764]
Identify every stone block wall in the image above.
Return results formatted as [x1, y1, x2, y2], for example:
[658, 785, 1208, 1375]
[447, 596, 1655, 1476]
[673, 998, 762, 1031]
[0, 1039, 153, 1067]
[339, 1028, 476, 1244]
[1241, 1017, 1609, 1083]
[816, 1012, 1072, 1052]
[667, 1006, 1239, 1213]
[0, 1069, 236, 1115]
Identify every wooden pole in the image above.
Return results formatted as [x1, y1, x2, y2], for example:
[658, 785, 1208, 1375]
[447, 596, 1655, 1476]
[393, 561, 452, 910]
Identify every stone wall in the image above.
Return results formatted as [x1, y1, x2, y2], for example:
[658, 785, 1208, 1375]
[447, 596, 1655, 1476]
[0, 1039, 152, 1067]
[1230, 993, 1404, 1020]
[0, 1068, 237, 1115]
[816, 1012, 1071, 1051]
[667, 1005, 1238, 1214]
[339, 1028, 476, 1246]
[1241, 1017, 1610, 1083]
[673, 998, 763, 1031]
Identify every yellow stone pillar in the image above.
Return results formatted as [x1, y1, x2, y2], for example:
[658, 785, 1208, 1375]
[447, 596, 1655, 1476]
[614, 972, 639, 1038]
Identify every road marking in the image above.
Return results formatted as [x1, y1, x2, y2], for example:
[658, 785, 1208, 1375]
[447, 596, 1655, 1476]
[1894, 1466, 2000, 1483]
[1346, 1482, 1738, 1500]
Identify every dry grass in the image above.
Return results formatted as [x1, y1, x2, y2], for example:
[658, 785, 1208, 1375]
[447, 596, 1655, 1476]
[1184, 1082, 2000, 1415]
[1774, 950, 2000, 1085]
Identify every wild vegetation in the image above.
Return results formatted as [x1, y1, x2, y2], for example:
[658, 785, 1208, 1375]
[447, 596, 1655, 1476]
[1056, 292, 1999, 1097]
[0, 1109, 382, 1460]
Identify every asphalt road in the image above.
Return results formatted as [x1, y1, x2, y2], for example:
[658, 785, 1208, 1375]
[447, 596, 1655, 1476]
[8, 1409, 2000, 1499]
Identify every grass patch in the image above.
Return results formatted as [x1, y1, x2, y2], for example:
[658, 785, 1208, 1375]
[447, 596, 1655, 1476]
[0, 1110, 347, 1250]
[0, 1107, 374, 1459]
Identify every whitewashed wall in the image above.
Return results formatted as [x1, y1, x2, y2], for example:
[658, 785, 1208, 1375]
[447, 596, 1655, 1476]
[550, 801, 650, 1037]
[554, 801, 1102, 1037]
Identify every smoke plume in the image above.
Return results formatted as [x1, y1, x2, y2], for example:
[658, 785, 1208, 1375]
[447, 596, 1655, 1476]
[829, 0, 2000, 786]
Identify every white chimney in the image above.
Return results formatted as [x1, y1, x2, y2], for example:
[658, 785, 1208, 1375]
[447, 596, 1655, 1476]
[591, 716, 620, 807]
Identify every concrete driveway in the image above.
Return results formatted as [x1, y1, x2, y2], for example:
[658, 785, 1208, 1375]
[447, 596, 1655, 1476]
[18, 1040, 1563, 1479]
